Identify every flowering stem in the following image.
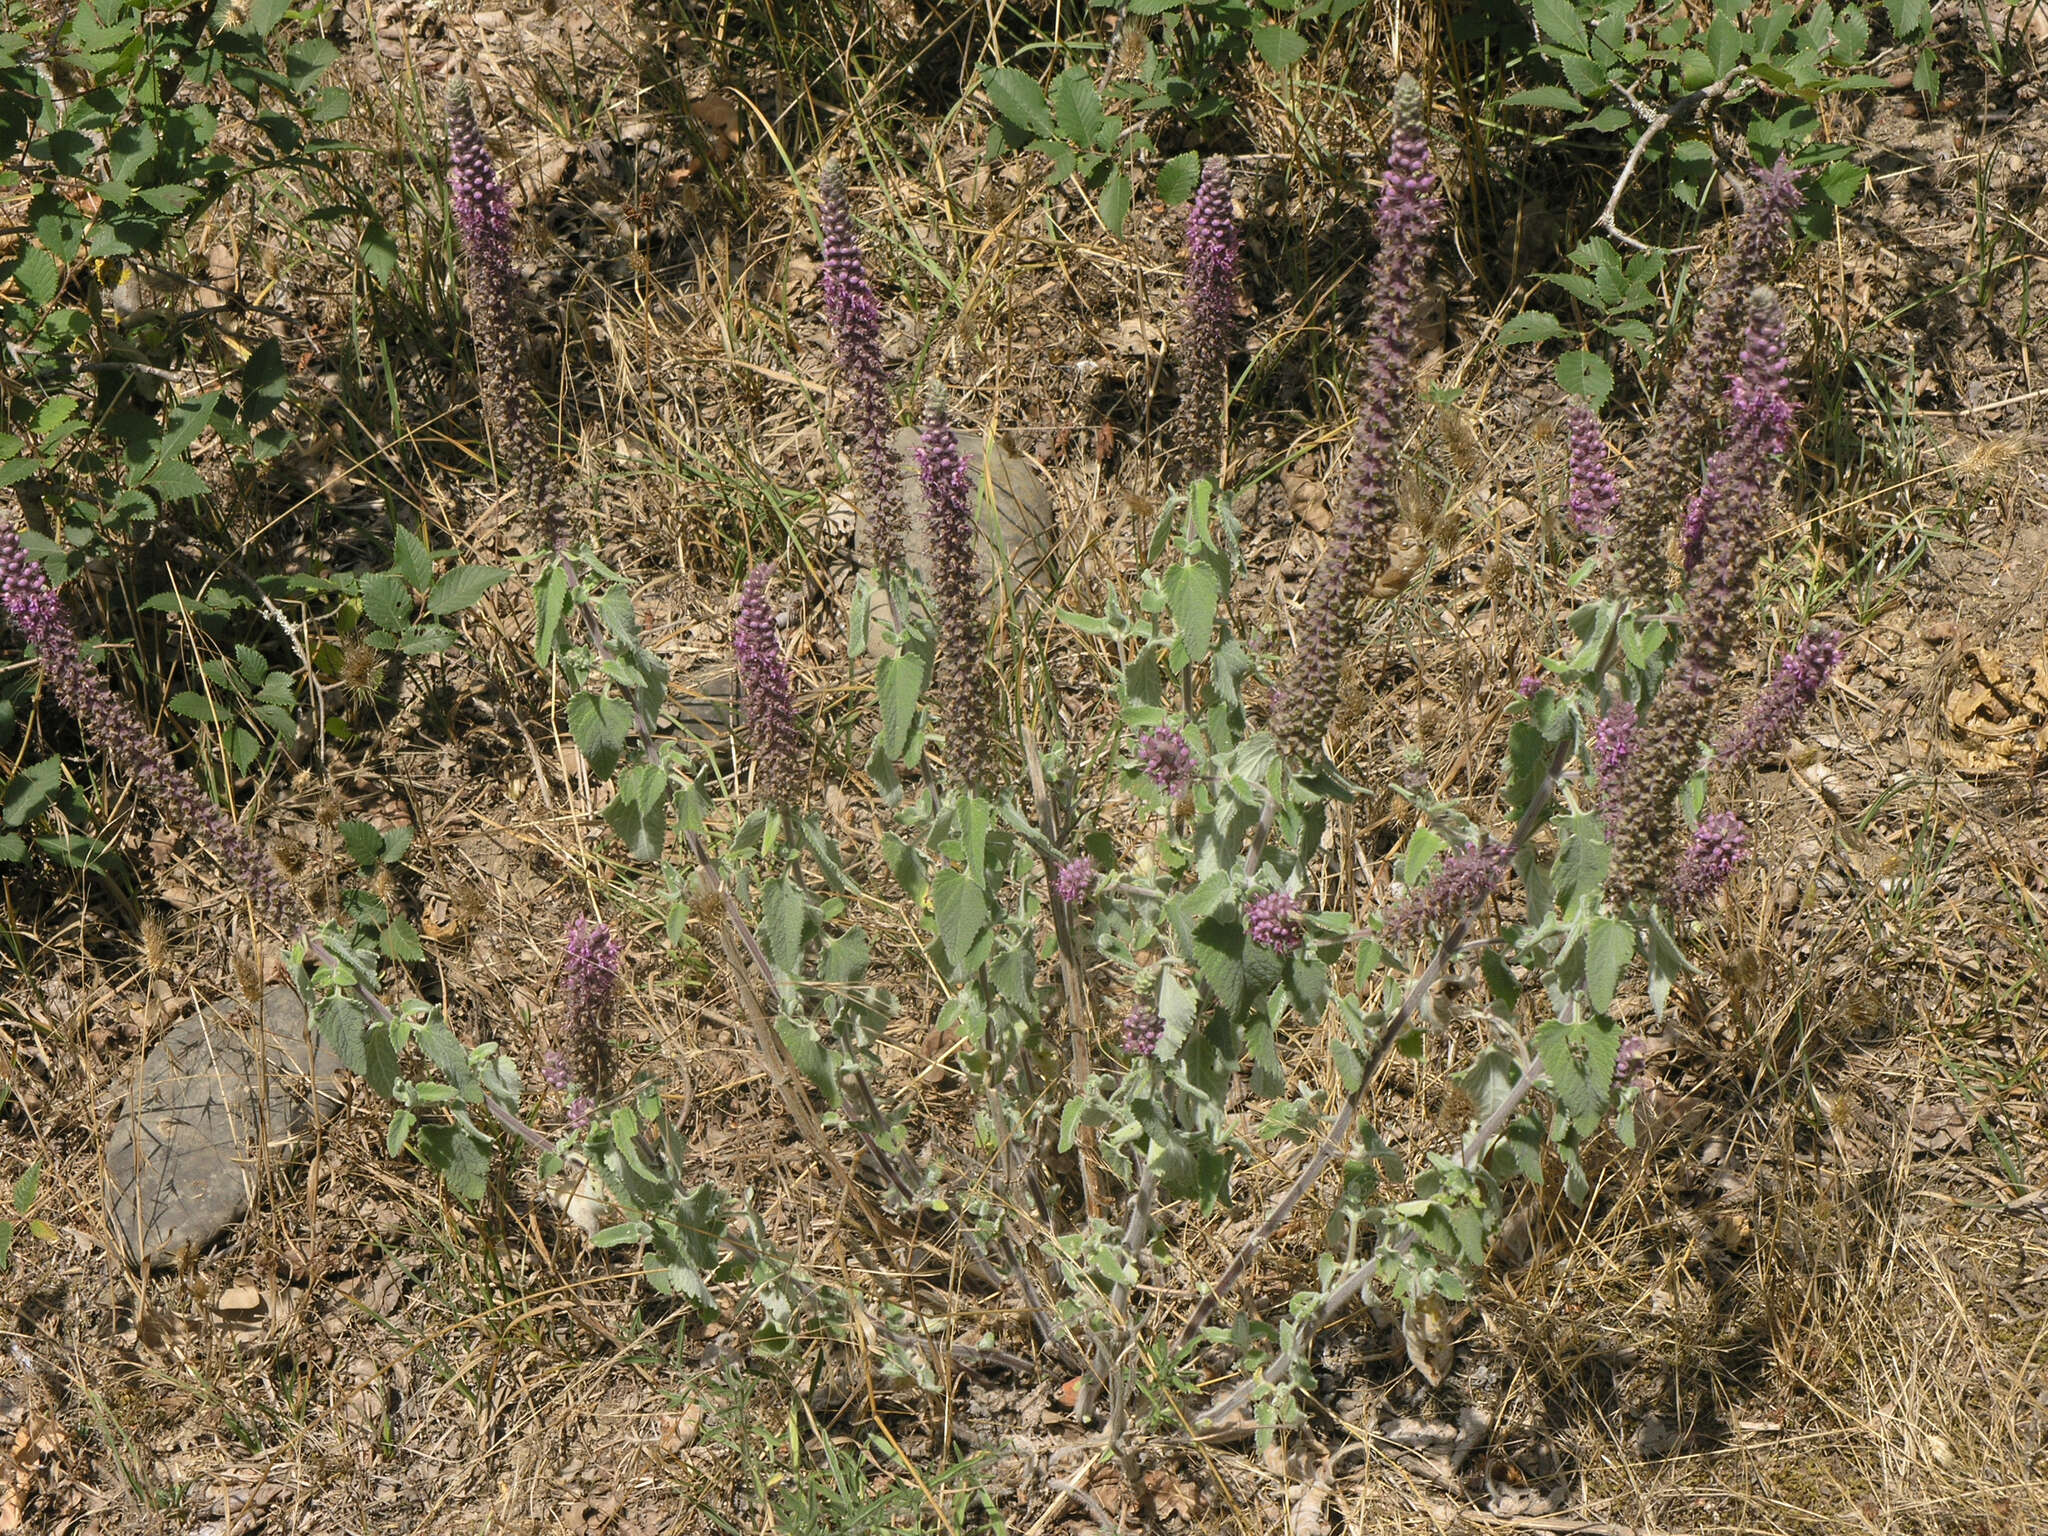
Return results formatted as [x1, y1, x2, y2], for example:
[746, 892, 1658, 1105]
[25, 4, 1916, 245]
[1175, 624, 1620, 1354]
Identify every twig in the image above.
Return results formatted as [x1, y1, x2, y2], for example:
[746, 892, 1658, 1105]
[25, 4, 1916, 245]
[1595, 72, 1744, 252]
[1193, 1053, 1549, 1431]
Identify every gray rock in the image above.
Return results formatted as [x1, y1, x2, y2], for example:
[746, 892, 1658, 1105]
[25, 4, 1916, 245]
[101, 983, 344, 1269]
[869, 425, 1059, 597]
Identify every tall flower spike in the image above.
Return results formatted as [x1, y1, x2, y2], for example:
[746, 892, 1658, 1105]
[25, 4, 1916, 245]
[446, 83, 568, 550]
[914, 389, 997, 786]
[732, 563, 807, 811]
[1385, 840, 1513, 945]
[1564, 399, 1618, 536]
[1177, 155, 1242, 479]
[1667, 812, 1747, 912]
[559, 916, 622, 1105]
[1273, 75, 1444, 759]
[1608, 287, 1795, 898]
[819, 164, 907, 570]
[1612, 162, 1804, 604]
[1, 519, 298, 927]
[1717, 629, 1840, 769]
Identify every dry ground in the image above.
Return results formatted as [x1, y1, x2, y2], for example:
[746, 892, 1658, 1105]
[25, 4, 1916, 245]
[5, 2, 2048, 1533]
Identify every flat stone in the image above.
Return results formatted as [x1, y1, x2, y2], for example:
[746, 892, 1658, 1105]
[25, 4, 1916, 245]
[858, 427, 1059, 655]
[670, 665, 736, 753]
[101, 984, 345, 1269]
[862, 426, 1059, 597]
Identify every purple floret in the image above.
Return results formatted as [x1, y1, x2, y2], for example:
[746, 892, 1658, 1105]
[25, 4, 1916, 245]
[1135, 725, 1198, 799]
[1244, 891, 1304, 954]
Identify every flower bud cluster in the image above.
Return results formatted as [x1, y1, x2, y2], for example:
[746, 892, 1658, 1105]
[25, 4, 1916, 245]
[1134, 725, 1197, 799]
[1385, 840, 1513, 945]
[1054, 855, 1097, 906]
[1717, 629, 1840, 769]
[1244, 891, 1303, 954]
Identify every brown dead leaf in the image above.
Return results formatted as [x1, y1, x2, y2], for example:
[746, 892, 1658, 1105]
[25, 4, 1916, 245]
[1, 1414, 68, 1534]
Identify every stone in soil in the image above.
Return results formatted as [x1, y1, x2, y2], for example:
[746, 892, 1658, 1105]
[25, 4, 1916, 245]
[101, 983, 345, 1269]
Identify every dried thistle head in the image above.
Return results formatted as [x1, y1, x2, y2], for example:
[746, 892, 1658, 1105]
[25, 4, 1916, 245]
[232, 948, 264, 1006]
[315, 788, 343, 830]
[338, 637, 386, 708]
[139, 914, 171, 977]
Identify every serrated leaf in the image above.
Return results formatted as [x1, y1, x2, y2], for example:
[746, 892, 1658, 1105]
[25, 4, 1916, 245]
[11, 246, 58, 308]
[1049, 67, 1104, 143]
[1531, 0, 1589, 51]
[1555, 349, 1614, 407]
[314, 996, 369, 1078]
[1584, 917, 1634, 1013]
[1251, 24, 1309, 71]
[1097, 165, 1132, 234]
[392, 524, 433, 591]
[930, 869, 988, 970]
[759, 876, 807, 974]
[414, 1122, 490, 1204]
[875, 652, 924, 762]
[144, 457, 208, 501]
[567, 691, 633, 781]
[1156, 150, 1201, 205]
[358, 570, 412, 633]
[1502, 86, 1584, 111]
[426, 564, 508, 615]
[982, 67, 1055, 136]
[1496, 309, 1568, 347]
[2, 757, 63, 827]
[339, 818, 384, 867]
[601, 762, 670, 860]
[1164, 560, 1221, 663]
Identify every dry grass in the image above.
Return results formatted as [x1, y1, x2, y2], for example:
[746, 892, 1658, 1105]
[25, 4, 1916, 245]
[4, 3, 2048, 1534]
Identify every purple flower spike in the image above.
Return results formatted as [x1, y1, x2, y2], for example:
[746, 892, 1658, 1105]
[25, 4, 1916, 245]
[1564, 400, 1618, 536]
[1517, 674, 1543, 699]
[1717, 630, 1840, 769]
[1615, 162, 1804, 603]
[1121, 1003, 1164, 1058]
[1667, 812, 1748, 912]
[559, 915, 622, 1103]
[1, 521, 298, 927]
[1615, 1035, 1650, 1087]
[1386, 840, 1513, 945]
[446, 83, 568, 551]
[1134, 724, 1198, 799]
[819, 165, 907, 570]
[1054, 855, 1097, 906]
[732, 563, 807, 810]
[1178, 155, 1242, 478]
[1608, 287, 1795, 899]
[1274, 75, 1444, 759]
[542, 1049, 572, 1094]
[914, 389, 997, 786]
[1593, 698, 1636, 798]
[1245, 891, 1304, 954]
